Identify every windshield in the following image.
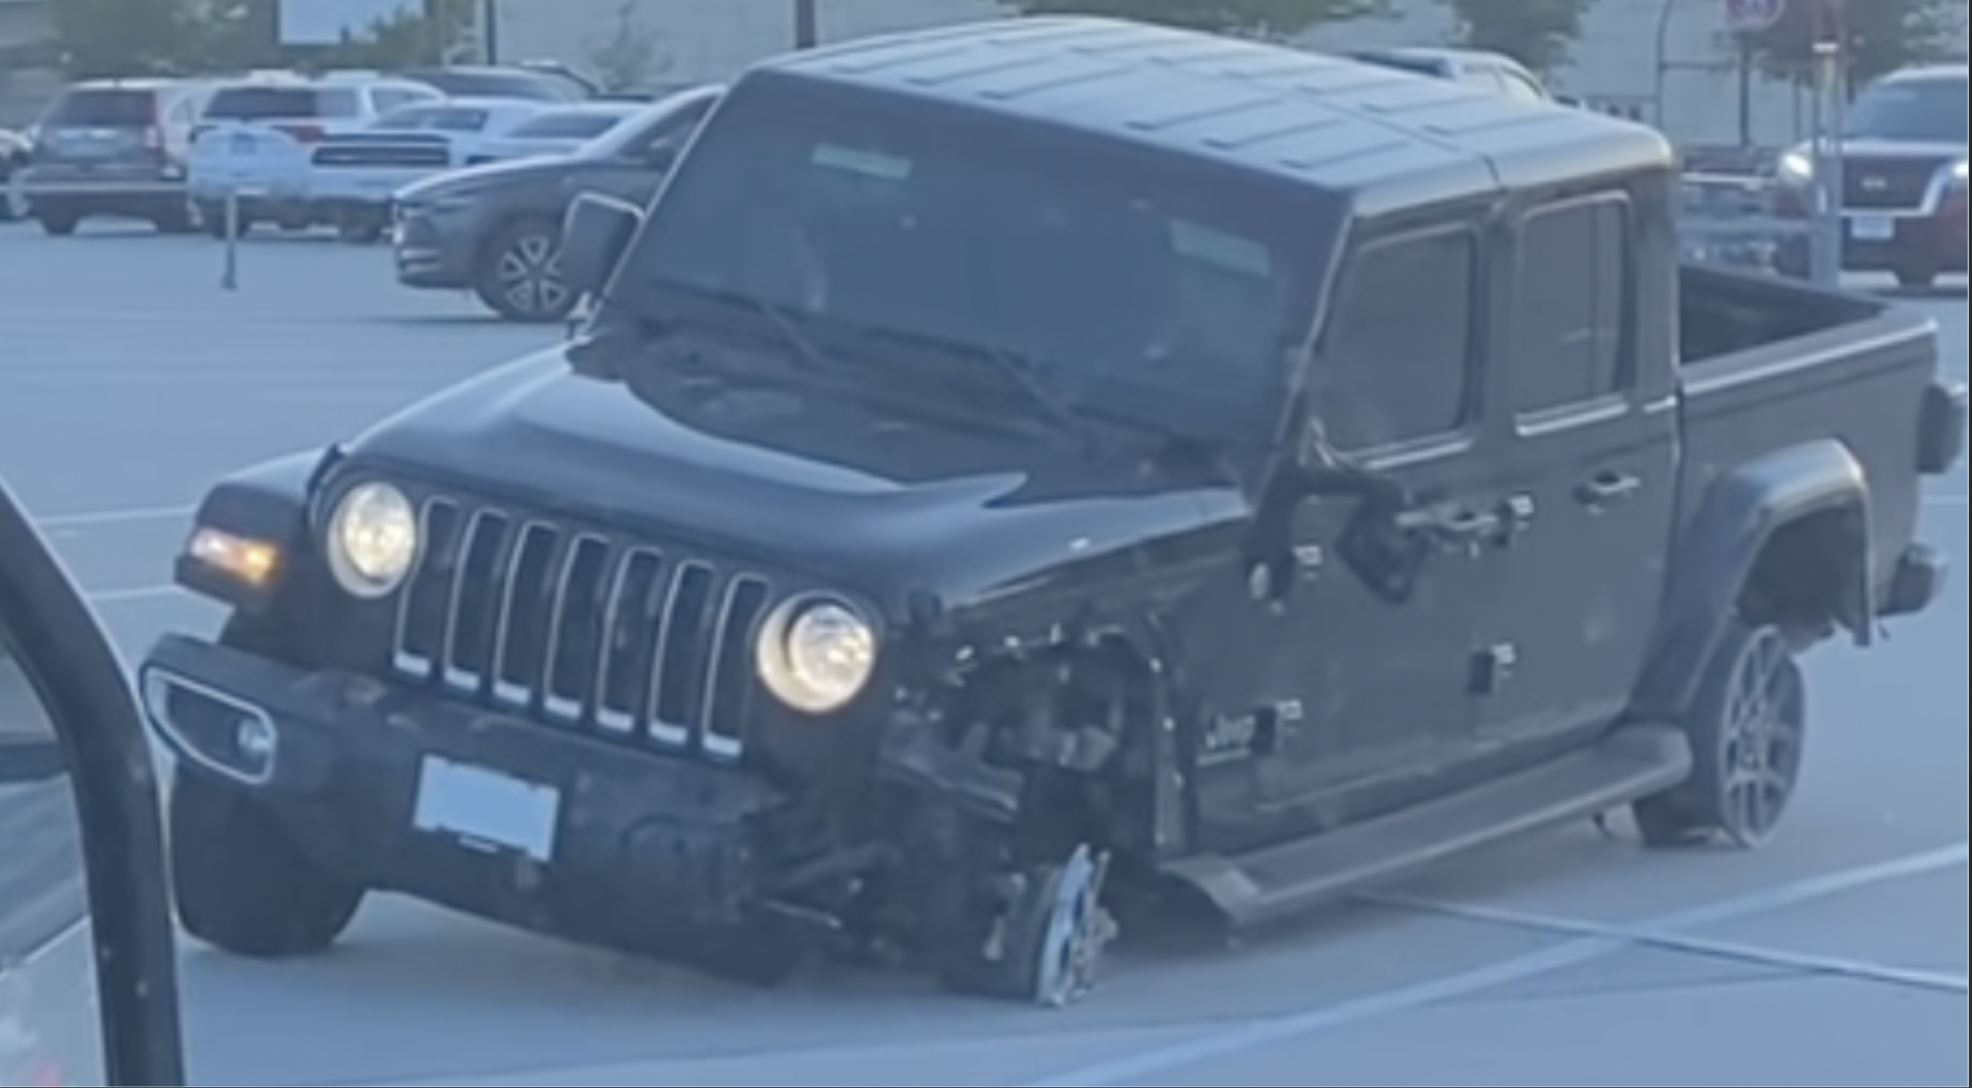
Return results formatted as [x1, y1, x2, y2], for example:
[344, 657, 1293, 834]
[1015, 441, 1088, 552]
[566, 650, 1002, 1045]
[617, 77, 1324, 437]
[204, 85, 357, 120]
[1844, 75, 1967, 142]
[43, 88, 155, 126]
[508, 109, 628, 139]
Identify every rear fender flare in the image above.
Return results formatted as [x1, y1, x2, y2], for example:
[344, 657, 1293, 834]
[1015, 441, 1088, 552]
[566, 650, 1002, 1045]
[1635, 439, 1871, 718]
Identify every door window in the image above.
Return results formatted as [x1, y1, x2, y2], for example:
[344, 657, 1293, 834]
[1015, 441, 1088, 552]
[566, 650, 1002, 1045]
[367, 87, 431, 116]
[1315, 227, 1479, 451]
[1511, 195, 1631, 415]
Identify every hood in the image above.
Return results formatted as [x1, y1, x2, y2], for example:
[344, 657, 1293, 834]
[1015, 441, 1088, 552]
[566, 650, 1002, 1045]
[398, 152, 580, 197]
[341, 349, 1235, 612]
[1793, 138, 1967, 161]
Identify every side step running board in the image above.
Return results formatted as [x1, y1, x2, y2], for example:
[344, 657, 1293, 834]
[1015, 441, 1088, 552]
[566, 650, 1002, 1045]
[1162, 725, 1692, 929]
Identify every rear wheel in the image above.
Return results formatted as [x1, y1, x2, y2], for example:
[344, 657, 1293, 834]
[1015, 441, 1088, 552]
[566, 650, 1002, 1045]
[1632, 621, 1806, 849]
[1894, 261, 1938, 290]
[152, 203, 196, 234]
[169, 770, 365, 957]
[35, 209, 79, 235]
[473, 216, 574, 322]
[200, 202, 250, 238]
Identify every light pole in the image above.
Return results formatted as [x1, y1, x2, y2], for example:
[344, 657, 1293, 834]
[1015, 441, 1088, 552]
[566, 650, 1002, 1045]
[795, 0, 817, 49]
[1807, 0, 1847, 285]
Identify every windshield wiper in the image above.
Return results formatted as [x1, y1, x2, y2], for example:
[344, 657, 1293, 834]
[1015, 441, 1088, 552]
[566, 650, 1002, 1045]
[649, 280, 837, 375]
[850, 324, 1084, 438]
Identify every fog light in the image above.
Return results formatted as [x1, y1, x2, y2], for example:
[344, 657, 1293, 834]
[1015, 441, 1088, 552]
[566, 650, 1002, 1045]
[234, 716, 275, 763]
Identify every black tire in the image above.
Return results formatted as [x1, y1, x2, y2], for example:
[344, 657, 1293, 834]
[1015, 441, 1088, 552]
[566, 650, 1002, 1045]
[937, 844, 1115, 1006]
[1632, 621, 1806, 850]
[168, 770, 364, 957]
[36, 210, 79, 236]
[200, 203, 249, 239]
[0, 165, 19, 222]
[1894, 263, 1937, 290]
[153, 205, 196, 234]
[337, 219, 385, 244]
[473, 216, 575, 323]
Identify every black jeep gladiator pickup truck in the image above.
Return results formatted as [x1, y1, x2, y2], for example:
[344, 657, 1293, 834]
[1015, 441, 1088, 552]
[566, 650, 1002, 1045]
[139, 17, 1963, 1005]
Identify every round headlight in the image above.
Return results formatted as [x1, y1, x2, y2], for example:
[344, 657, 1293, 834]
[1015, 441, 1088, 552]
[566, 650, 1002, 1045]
[325, 482, 418, 597]
[756, 595, 875, 713]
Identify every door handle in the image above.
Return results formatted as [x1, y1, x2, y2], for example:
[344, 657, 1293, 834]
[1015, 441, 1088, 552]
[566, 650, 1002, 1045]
[1396, 504, 1500, 554]
[1576, 472, 1641, 507]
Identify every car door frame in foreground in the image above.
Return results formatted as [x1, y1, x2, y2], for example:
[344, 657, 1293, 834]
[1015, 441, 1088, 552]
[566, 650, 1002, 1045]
[0, 476, 185, 1086]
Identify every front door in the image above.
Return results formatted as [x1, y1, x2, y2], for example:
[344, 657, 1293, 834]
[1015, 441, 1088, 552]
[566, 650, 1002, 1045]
[1474, 189, 1678, 751]
[1263, 222, 1500, 815]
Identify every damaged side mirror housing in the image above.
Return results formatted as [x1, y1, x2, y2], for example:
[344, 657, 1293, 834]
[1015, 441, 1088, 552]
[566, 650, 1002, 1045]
[560, 191, 644, 301]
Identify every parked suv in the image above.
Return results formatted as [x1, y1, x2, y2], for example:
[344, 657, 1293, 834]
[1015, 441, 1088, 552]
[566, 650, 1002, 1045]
[1773, 64, 1968, 288]
[189, 71, 443, 233]
[14, 79, 208, 235]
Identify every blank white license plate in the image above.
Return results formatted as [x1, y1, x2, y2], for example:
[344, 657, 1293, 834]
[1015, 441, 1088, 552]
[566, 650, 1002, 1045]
[1849, 215, 1896, 241]
[412, 755, 558, 860]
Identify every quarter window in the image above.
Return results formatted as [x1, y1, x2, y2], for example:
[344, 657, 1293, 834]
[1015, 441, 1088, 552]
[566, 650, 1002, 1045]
[1512, 196, 1629, 413]
[1316, 228, 1477, 451]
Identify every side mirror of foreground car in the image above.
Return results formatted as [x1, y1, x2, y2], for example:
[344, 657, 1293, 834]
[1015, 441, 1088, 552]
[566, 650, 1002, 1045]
[0, 476, 185, 1086]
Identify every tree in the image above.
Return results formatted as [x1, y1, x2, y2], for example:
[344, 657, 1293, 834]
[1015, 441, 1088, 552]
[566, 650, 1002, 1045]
[1002, 0, 1387, 39]
[586, 0, 670, 92]
[308, 0, 477, 68]
[1439, 0, 1593, 75]
[1746, 0, 1960, 87]
[50, 0, 198, 76]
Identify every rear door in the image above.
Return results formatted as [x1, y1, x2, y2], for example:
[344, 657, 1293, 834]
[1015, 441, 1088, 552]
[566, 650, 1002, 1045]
[35, 87, 158, 167]
[1472, 186, 1678, 750]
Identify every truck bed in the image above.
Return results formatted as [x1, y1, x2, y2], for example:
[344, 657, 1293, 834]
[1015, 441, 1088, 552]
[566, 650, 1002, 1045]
[1677, 264, 1940, 601]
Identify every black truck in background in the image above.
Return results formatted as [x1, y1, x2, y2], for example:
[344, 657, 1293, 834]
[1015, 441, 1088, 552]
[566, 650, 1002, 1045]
[142, 17, 1961, 1005]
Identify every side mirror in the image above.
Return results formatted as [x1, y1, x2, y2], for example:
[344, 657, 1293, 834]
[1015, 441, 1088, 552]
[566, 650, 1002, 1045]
[560, 191, 643, 300]
[0, 478, 184, 1085]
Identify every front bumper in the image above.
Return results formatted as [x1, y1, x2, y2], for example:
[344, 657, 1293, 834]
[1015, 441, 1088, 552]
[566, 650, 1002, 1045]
[17, 165, 186, 210]
[140, 633, 783, 940]
[391, 207, 474, 288]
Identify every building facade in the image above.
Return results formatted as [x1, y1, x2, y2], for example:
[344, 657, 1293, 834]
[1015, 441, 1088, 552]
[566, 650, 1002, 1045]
[483, 0, 1966, 146]
[6, 0, 1968, 136]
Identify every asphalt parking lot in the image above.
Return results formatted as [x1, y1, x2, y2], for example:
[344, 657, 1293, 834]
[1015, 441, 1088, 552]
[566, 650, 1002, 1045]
[2, 222, 1965, 1086]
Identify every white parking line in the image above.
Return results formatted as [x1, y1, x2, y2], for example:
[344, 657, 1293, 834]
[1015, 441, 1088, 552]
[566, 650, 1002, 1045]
[1366, 892, 1967, 995]
[1017, 842, 1967, 1087]
[34, 504, 194, 529]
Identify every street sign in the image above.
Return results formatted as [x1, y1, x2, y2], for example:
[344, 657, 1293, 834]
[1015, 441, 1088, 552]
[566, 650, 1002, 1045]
[1724, 0, 1785, 33]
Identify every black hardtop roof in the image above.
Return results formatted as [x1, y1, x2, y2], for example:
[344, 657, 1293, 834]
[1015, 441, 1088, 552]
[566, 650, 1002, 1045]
[745, 16, 1673, 218]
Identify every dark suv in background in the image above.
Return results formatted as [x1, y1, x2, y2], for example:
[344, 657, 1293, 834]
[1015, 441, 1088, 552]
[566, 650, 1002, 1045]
[1774, 64, 1968, 288]
[14, 79, 207, 235]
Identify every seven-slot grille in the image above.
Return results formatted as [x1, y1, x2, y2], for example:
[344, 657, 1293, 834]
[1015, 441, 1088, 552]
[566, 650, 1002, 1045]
[1843, 157, 1948, 210]
[389, 495, 772, 759]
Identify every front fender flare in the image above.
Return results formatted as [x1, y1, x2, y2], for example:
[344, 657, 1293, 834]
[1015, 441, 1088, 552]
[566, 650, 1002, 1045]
[1635, 439, 1871, 718]
[174, 448, 331, 609]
